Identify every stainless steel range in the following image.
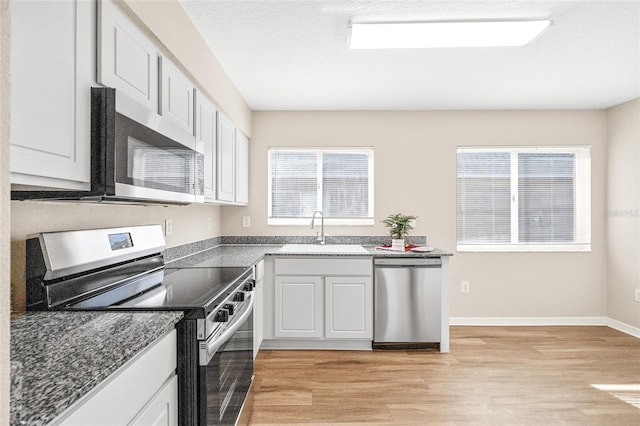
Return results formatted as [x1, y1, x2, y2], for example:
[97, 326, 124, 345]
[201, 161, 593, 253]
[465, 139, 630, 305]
[25, 225, 254, 426]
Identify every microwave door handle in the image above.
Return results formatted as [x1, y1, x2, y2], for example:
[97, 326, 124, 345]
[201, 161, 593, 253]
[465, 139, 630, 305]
[204, 292, 254, 364]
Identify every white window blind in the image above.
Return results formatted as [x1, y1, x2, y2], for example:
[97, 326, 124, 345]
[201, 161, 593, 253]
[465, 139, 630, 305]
[268, 148, 374, 225]
[457, 147, 591, 252]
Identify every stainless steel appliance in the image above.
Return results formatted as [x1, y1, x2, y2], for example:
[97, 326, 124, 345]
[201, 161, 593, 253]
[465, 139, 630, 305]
[373, 257, 442, 349]
[25, 225, 253, 425]
[13, 88, 204, 204]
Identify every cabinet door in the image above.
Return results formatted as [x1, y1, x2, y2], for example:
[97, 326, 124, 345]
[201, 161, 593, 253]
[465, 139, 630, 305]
[98, 0, 159, 112]
[160, 58, 195, 137]
[216, 112, 236, 202]
[130, 375, 178, 426]
[253, 260, 264, 358]
[325, 276, 373, 339]
[197, 94, 218, 201]
[253, 277, 264, 358]
[235, 132, 249, 204]
[275, 276, 323, 338]
[10, 0, 92, 190]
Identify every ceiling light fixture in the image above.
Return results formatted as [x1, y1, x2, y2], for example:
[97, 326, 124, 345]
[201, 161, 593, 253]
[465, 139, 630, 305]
[348, 19, 552, 49]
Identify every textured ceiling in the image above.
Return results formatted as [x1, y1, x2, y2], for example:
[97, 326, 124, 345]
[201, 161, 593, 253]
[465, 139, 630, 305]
[180, 0, 640, 110]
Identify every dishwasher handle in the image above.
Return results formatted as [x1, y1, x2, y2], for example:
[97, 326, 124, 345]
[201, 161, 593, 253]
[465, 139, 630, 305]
[374, 257, 442, 267]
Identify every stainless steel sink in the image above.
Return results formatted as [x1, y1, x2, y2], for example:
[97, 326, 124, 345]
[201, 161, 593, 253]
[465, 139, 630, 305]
[278, 244, 369, 254]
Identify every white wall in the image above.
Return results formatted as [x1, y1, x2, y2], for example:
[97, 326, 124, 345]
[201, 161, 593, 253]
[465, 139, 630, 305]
[222, 110, 608, 319]
[1, 1, 10, 423]
[606, 98, 640, 329]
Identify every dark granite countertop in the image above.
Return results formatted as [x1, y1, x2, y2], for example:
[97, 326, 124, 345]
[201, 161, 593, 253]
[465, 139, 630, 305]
[10, 311, 183, 426]
[166, 244, 282, 268]
[165, 243, 452, 269]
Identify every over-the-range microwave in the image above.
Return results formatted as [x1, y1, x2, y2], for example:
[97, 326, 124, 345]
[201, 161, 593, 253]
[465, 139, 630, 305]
[12, 87, 204, 205]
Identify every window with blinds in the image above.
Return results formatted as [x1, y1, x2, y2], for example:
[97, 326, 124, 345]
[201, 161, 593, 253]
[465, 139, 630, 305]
[456, 147, 591, 252]
[268, 148, 374, 225]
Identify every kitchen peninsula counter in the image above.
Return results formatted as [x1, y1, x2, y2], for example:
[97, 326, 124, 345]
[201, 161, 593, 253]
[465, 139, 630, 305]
[166, 242, 452, 269]
[10, 311, 183, 426]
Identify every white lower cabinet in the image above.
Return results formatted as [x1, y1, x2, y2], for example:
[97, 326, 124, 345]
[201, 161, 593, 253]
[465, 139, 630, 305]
[130, 375, 178, 426]
[53, 330, 178, 426]
[275, 275, 323, 338]
[253, 260, 265, 358]
[325, 276, 372, 339]
[273, 257, 373, 342]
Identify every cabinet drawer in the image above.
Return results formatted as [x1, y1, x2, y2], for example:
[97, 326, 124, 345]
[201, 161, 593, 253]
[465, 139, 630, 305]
[275, 258, 372, 276]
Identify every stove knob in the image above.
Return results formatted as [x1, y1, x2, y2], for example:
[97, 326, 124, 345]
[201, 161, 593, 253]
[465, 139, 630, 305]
[223, 303, 235, 316]
[243, 281, 254, 292]
[233, 292, 245, 302]
[214, 309, 229, 323]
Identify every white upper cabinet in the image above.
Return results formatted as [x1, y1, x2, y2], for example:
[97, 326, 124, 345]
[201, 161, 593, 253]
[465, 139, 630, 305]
[217, 111, 236, 202]
[197, 94, 218, 201]
[97, 0, 159, 112]
[10, 0, 93, 190]
[235, 132, 250, 204]
[160, 58, 195, 137]
[216, 111, 249, 205]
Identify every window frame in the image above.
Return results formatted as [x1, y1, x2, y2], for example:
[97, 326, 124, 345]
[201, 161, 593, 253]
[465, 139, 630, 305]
[267, 147, 375, 226]
[456, 146, 591, 253]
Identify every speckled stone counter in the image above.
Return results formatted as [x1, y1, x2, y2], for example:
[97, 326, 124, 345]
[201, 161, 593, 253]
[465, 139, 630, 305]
[166, 244, 282, 268]
[10, 311, 183, 426]
[166, 243, 452, 269]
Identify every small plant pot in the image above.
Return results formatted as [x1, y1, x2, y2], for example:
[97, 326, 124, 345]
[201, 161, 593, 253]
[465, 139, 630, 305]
[391, 238, 405, 251]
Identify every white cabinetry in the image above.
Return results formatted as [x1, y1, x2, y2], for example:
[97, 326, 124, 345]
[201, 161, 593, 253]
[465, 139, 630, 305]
[217, 112, 236, 202]
[235, 132, 250, 204]
[52, 330, 178, 426]
[325, 276, 372, 339]
[275, 275, 323, 338]
[10, 0, 93, 190]
[197, 94, 218, 201]
[253, 260, 265, 358]
[217, 112, 249, 205]
[97, 0, 159, 112]
[160, 58, 195, 137]
[272, 257, 373, 345]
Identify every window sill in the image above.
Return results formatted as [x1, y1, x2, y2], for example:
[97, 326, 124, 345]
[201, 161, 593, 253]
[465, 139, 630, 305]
[457, 244, 591, 253]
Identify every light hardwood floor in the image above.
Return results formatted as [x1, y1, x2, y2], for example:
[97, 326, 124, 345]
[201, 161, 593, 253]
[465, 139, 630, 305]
[249, 326, 640, 425]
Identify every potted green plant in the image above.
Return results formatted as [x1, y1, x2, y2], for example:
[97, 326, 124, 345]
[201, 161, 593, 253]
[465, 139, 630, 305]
[382, 213, 417, 250]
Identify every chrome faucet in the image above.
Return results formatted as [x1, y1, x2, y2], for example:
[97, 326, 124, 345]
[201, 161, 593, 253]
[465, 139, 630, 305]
[310, 210, 325, 244]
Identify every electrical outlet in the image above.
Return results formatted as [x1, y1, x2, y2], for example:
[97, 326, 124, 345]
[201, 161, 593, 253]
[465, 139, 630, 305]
[461, 280, 470, 293]
[242, 216, 251, 228]
[206, 217, 212, 230]
[165, 219, 173, 236]
[635, 288, 640, 303]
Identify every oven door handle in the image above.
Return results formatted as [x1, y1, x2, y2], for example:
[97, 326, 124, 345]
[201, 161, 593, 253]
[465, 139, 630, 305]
[202, 292, 254, 365]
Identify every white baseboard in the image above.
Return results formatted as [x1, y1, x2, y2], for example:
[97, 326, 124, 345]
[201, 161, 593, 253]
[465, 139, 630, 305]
[450, 316, 640, 339]
[450, 316, 608, 326]
[606, 317, 640, 339]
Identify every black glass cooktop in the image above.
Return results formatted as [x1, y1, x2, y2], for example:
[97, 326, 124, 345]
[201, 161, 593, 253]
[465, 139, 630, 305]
[113, 267, 251, 317]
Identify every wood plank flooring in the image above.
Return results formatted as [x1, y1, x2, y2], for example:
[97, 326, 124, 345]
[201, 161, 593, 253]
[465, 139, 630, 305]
[248, 326, 640, 425]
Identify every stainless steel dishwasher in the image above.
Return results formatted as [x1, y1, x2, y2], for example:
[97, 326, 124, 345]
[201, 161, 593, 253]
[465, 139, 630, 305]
[373, 257, 442, 349]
